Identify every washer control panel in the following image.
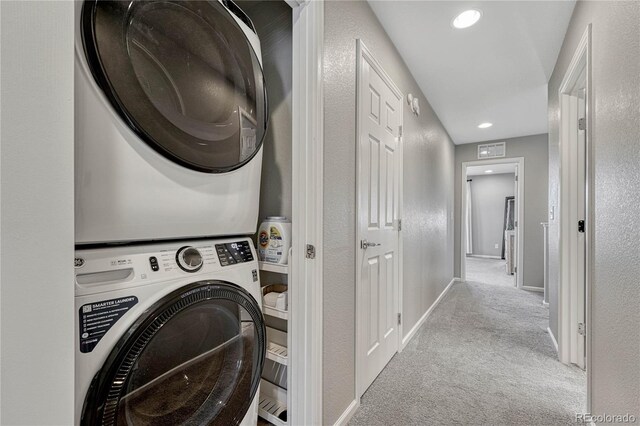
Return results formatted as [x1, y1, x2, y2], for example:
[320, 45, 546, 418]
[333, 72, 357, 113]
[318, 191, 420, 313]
[216, 241, 254, 266]
[75, 238, 256, 296]
[176, 246, 204, 273]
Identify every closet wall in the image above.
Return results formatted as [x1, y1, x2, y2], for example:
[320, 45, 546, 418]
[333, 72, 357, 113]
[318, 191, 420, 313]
[237, 0, 293, 226]
[237, 0, 293, 411]
[0, 2, 75, 424]
[239, 0, 292, 291]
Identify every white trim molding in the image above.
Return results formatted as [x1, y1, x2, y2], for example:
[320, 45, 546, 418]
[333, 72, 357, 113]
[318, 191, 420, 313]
[467, 254, 502, 260]
[401, 278, 458, 349]
[333, 399, 360, 426]
[522, 285, 544, 293]
[547, 327, 559, 353]
[289, 0, 324, 424]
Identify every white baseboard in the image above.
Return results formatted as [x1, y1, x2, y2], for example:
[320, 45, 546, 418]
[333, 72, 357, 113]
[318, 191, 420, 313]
[401, 277, 458, 349]
[522, 285, 544, 293]
[333, 398, 359, 426]
[467, 254, 502, 259]
[547, 327, 559, 353]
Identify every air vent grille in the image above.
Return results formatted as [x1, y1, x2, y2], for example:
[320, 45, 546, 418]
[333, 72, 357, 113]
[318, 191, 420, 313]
[478, 142, 506, 159]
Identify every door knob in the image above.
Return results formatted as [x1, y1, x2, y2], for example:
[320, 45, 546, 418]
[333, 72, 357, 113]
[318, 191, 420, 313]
[360, 240, 381, 249]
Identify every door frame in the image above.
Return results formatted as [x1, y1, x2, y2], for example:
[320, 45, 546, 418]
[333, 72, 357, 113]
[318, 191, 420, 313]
[354, 39, 404, 400]
[557, 23, 592, 404]
[287, 0, 324, 424]
[460, 157, 525, 288]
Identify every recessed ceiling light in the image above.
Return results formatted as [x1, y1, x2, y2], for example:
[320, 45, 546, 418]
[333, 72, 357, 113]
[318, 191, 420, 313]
[478, 122, 493, 129]
[452, 9, 482, 29]
[485, 170, 493, 173]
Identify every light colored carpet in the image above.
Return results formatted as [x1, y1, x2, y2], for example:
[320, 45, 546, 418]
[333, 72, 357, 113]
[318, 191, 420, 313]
[466, 256, 515, 288]
[348, 261, 586, 425]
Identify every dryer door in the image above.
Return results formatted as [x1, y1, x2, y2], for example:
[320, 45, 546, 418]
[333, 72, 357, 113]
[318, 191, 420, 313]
[81, 281, 265, 426]
[81, 0, 267, 173]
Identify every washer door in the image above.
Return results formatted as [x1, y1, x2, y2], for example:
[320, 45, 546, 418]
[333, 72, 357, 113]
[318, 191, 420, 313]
[81, 281, 265, 426]
[81, 0, 268, 173]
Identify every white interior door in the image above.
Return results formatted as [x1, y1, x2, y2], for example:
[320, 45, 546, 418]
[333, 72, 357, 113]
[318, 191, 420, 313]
[556, 27, 590, 369]
[576, 89, 587, 369]
[356, 42, 402, 397]
[564, 88, 587, 369]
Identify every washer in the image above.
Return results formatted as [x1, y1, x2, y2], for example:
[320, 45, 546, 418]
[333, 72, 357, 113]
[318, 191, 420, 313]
[75, 0, 268, 244]
[75, 237, 265, 425]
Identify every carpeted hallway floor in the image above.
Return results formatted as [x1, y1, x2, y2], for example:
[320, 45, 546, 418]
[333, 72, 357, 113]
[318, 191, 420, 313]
[349, 258, 586, 425]
[466, 256, 515, 287]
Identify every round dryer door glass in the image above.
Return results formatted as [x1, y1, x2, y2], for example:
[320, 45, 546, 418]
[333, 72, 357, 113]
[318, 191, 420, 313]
[81, 0, 268, 173]
[81, 282, 266, 426]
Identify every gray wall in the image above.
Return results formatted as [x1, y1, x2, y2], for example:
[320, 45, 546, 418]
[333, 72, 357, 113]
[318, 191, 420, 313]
[323, 1, 455, 423]
[237, 0, 293, 223]
[469, 173, 515, 257]
[547, 1, 640, 417]
[455, 134, 548, 288]
[239, 0, 292, 385]
[240, 0, 292, 290]
[0, 2, 75, 423]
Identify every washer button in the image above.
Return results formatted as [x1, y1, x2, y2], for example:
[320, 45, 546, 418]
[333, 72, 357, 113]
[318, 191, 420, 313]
[149, 256, 159, 271]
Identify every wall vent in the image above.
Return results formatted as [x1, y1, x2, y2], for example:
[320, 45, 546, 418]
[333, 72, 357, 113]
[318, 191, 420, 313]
[477, 142, 506, 159]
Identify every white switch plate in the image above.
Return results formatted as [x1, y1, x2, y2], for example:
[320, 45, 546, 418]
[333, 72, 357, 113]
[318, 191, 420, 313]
[494, 243, 499, 249]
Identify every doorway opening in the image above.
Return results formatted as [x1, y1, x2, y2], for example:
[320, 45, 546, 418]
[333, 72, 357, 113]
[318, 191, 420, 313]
[461, 158, 524, 289]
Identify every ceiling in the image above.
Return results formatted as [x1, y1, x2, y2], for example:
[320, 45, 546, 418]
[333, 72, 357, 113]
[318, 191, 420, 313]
[467, 163, 516, 176]
[368, 1, 576, 144]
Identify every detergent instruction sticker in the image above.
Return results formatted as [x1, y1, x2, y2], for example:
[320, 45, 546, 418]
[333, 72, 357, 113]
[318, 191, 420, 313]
[265, 226, 284, 263]
[79, 296, 138, 353]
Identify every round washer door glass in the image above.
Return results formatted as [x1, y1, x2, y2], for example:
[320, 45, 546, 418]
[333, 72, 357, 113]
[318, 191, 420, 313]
[82, 282, 266, 426]
[82, 0, 268, 173]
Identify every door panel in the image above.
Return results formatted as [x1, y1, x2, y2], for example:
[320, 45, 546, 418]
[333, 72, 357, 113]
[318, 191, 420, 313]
[367, 257, 380, 354]
[385, 146, 395, 228]
[383, 252, 395, 339]
[368, 135, 380, 228]
[357, 47, 402, 396]
[370, 86, 381, 123]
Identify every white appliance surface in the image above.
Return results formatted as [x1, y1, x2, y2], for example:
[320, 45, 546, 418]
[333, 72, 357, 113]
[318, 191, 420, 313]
[74, 0, 266, 244]
[74, 237, 262, 425]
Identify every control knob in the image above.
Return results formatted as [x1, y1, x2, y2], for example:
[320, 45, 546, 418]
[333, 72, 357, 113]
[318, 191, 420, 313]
[176, 246, 203, 273]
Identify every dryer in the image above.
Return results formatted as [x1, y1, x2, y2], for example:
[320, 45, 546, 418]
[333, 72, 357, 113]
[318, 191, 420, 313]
[75, 237, 265, 425]
[75, 0, 268, 244]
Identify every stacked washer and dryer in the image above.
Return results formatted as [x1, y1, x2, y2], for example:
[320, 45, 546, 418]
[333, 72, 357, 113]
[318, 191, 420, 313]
[74, 1, 268, 425]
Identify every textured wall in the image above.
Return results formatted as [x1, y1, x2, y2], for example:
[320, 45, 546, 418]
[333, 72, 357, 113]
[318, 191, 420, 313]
[455, 134, 549, 288]
[0, 1, 75, 423]
[323, 1, 455, 423]
[469, 173, 515, 257]
[547, 0, 640, 417]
